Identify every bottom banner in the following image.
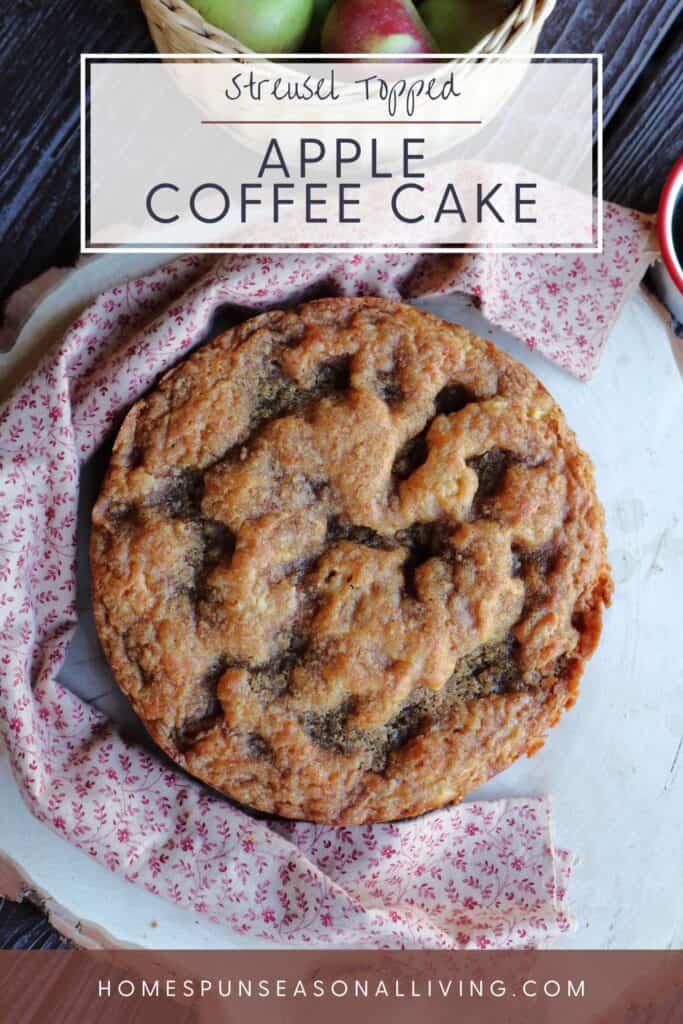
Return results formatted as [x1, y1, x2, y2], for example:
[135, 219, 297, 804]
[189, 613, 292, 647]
[0, 950, 681, 1023]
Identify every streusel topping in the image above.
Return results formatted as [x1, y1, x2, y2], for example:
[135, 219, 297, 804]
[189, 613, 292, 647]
[91, 299, 611, 823]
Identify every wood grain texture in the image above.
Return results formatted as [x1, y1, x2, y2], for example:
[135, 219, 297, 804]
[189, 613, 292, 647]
[0, 0, 150, 307]
[603, 15, 683, 212]
[539, 0, 683, 128]
[0, 898, 72, 950]
[1, 0, 682, 948]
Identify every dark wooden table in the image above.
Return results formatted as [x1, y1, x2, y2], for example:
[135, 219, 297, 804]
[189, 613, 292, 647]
[1, 0, 682, 949]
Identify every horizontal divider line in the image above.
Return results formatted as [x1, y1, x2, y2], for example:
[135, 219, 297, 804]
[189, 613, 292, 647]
[201, 120, 483, 126]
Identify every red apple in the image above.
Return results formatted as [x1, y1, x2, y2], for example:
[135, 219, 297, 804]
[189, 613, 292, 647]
[322, 0, 436, 55]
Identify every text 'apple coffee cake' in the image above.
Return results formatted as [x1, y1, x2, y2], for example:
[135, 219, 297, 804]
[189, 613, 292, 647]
[91, 299, 612, 824]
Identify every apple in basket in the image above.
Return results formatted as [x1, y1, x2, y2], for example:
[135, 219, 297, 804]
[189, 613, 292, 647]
[322, 0, 436, 54]
[189, 0, 314, 52]
[419, 0, 515, 53]
[309, 0, 336, 37]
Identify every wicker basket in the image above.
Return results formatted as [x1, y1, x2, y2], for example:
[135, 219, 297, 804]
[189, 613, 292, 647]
[138, 0, 557, 161]
[140, 0, 556, 60]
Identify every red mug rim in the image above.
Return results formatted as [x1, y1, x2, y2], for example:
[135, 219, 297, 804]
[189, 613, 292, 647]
[657, 155, 683, 294]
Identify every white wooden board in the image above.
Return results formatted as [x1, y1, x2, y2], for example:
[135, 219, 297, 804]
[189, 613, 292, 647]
[1, 255, 681, 949]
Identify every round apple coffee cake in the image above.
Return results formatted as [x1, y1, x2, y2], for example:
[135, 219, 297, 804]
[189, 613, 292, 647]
[91, 298, 612, 824]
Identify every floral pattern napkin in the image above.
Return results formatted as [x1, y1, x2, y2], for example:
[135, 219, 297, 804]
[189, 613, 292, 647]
[1, 209, 656, 947]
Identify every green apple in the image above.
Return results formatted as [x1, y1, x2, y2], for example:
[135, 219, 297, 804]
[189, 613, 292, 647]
[419, 0, 506, 53]
[190, 0, 314, 53]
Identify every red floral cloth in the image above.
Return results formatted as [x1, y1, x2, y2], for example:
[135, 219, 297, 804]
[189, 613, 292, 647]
[412, 204, 656, 379]
[0, 222, 654, 946]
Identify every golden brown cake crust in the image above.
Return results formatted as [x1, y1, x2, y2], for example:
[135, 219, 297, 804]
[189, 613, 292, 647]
[91, 299, 612, 824]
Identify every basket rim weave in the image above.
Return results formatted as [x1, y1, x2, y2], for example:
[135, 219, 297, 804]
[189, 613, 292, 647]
[139, 0, 557, 59]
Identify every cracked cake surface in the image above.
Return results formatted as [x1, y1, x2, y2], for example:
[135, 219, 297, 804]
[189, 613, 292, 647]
[91, 298, 612, 824]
